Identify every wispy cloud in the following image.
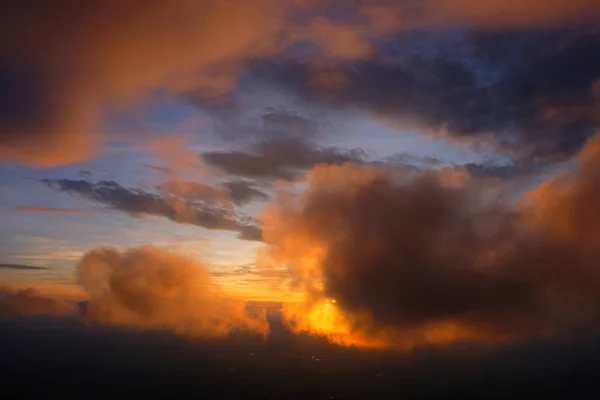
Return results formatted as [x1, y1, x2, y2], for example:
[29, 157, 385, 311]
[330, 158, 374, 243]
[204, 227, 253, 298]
[14, 206, 89, 215]
[0, 263, 48, 271]
[41, 179, 263, 241]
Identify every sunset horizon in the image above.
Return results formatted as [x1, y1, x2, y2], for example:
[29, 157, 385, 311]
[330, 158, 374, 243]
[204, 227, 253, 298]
[2, 0, 600, 397]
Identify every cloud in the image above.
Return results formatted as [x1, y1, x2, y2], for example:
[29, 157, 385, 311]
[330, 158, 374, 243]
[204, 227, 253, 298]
[2, 0, 598, 167]
[207, 108, 324, 142]
[424, 0, 600, 27]
[41, 179, 262, 241]
[14, 206, 89, 215]
[203, 137, 366, 181]
[306, 0, 600, 31]
[0, 0, 292, 167]
[258, 134, 600, 349]
[158, 180, 231, 205]
[223, 181, 270, 206]
[77, 246, 268, 337]
[0, 287, 75, 317]
[248, 28, 600, 166]
[0, 264, 47, 271]
[142, 164, 175, 174]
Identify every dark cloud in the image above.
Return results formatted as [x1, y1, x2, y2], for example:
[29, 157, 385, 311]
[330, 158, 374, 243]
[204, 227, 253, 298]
[158, 180, 230, 205]
[41, 179, 262, 241]
[223, 181, 270, 206]
[203, 137, 366, 181]
[385, 152, 443, 167]
[0, 287, 74, 317]
[237, 224, 264, 242]
[158, 179, 269, 208]
[0, 264, 47, 271]
[260, 134, 600, 347]
[461, 161, 540, 179]
[382, 153, 537, 180]
[248, 28, 600, 166]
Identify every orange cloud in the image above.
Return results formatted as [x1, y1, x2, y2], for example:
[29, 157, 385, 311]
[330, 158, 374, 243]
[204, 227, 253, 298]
[258, 134, 600, 349]
[77, 246, 269, 337]
[0, 0, 289, 167]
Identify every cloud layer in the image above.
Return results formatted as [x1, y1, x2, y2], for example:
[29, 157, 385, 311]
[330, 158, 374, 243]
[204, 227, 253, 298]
[3, 0, 599, 167]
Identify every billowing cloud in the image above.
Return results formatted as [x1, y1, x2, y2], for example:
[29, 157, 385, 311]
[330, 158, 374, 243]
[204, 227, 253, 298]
[0, 287, 75, 317]
[41, 179, 262, 240]
[14, 206, 89, 215]
[258, 133, 600, 349]
[77, 246, 268, 337]
[203, 138, 365, 181]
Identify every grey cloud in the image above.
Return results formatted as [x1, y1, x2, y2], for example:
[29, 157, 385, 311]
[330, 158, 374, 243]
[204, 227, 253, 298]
[208, 108, 324, 153]
[203, 137, 366, 181]
[41, 179, 262, 241]
[0, 264, 48, 271]
[223, 181, 270, 206]
[246, 28, 600, 167]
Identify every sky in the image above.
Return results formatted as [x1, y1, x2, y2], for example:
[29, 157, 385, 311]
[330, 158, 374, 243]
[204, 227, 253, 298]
[1, 0, 600, 350]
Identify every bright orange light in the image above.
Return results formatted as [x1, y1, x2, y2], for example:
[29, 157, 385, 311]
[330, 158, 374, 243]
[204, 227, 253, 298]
[283, 298, 388, 349]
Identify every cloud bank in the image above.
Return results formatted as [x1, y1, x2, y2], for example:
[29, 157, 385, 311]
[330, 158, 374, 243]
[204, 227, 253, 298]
[77, 246, 268, 337]
[1, 246, 269, 338]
